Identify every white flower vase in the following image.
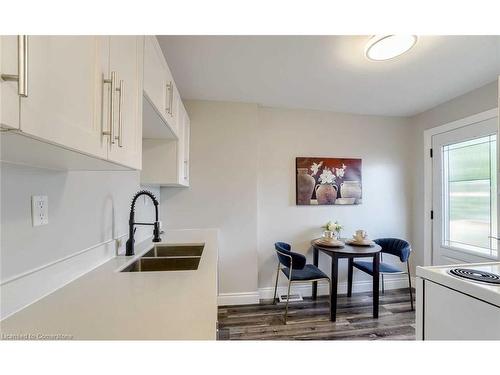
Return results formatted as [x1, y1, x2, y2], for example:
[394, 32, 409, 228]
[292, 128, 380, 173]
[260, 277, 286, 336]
[340, 181, 361, 202]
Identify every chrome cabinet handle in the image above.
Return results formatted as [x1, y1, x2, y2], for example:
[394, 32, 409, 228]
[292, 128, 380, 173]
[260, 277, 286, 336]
[1, 35, 28, 97]
[103, 71, 117, 144]
[116, 79, 124, 147]
[166, 81, 173, 115]
[184, 160, 188, 180]
[19, 35, 28, 97]
[169, 83, 174, 116]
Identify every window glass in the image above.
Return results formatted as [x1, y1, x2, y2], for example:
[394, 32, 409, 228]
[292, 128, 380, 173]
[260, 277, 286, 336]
[442, 135, 497, 257]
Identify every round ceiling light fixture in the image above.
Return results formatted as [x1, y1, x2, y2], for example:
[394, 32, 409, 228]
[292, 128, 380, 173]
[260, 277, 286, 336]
[365, 35, 417, 61]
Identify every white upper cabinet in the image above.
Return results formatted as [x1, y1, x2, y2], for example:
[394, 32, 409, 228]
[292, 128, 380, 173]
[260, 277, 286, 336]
[141, 35, 190, 187]
[0, 35, 144, 170]
[176, 103, 186, 184]
[19, 36, 108, 159]
[182, 107, 190, 185]
[143, 36, 167, 122]
[106, 36, 144, 170]
[1, 35, 189, 175]
[143, 36, 179, 138]
[1, 36, 22, 130]
[166, 79, 179, 136]
[141, 101, 190, 187]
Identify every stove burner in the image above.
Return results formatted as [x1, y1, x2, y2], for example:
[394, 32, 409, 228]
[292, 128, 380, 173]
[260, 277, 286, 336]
[448, 268, 500, 285]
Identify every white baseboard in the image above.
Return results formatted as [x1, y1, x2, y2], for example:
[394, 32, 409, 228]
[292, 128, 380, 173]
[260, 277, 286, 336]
[259, 275, 415, 300]
[218, 291, 260, 306]
[218, 276, 415, 306]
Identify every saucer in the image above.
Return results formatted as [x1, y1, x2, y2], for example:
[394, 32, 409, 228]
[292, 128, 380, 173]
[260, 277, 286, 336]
[313, 238, 345, 248]
[345, 238, 374, 247]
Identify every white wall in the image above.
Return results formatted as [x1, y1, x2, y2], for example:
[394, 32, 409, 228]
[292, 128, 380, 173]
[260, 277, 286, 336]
[160, 101, 260, 300]
[408, 81, 498, 267]
[257, 107, 413, 291]
[0, 162, 159, 318]
[161, 100, 413, 300]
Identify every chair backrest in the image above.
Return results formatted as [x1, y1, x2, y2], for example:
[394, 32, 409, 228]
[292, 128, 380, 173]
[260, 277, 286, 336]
[374, 238, 411, 263]
[274, 242, 306, 270]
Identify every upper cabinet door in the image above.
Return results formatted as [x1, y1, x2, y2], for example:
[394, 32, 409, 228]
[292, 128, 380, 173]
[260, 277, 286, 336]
[169, 84, 181, 136]
[106, 36, 144, 169]
[183, 108, 190, 186]
[176, 103, 185, 184]
[0, 36, 21, 130]
[144, 36, 167, 121]
[19, 36, 107, 158]
[143, 36, 179, 138]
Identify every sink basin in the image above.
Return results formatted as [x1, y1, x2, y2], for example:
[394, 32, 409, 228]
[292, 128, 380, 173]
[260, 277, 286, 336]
[142, 244, 204, 258]
[121, 257, 201, 272]
[121, 243, 205, 272]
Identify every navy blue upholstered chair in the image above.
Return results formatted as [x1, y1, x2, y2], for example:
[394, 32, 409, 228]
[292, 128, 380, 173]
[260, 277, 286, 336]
[349, 238, 413, 310]
[273, 242, 330, 323]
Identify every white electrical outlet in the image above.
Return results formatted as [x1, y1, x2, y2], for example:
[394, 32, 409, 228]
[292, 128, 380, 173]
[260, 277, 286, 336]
[31, 195, 49, 226]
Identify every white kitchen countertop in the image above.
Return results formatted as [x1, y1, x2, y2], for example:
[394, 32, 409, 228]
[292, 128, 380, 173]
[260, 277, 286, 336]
[0, 229, 219, 340]
[416, 262, 500, 307]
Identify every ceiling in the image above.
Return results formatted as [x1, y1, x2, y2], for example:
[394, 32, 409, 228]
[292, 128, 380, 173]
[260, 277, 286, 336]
[157, 35, 500, 117]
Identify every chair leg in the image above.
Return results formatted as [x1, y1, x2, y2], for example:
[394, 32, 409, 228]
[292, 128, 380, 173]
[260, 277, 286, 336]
[381, 273, 385, 294]
[407, 261, 414, 311]
[272, 262, 280, 305]
[284, 277, 292, 324]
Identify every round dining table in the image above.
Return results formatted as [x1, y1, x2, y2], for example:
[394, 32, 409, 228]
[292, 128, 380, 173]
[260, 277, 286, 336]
[310, 239, 382, 322]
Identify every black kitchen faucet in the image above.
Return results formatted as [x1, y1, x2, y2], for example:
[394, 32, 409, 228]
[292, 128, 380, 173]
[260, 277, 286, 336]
[125, 190, 161, 256]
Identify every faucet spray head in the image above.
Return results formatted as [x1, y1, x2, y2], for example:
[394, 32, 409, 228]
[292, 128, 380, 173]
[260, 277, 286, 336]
[153, 221, 161, 242]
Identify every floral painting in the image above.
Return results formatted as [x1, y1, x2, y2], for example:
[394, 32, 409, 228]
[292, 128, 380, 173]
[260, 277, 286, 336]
[296, 157, 362, 205]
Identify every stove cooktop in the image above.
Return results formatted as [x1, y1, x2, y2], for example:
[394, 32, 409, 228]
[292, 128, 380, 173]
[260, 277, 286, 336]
[448, 268, 500, 285]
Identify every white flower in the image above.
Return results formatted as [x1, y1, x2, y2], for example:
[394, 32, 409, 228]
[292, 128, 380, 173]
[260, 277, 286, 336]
[335, 168, 345, 178]
[334, 221, 343, 232]
[323, 221, 334, 231]
[319, 168, 336, 184]
[342, 163, 347, 169]
[310, 161, 323, 176]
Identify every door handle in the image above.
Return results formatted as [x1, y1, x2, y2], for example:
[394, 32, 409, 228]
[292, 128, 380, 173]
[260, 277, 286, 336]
[488, 236, 500, 240]
[103, 71, 117, 144]
[1, 35, 28, 97]
[166, 81, 173, 115]
[116, 79, 124, 148]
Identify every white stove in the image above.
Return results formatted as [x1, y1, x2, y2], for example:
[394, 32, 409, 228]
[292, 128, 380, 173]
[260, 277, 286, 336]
[416, 262, 500, 340]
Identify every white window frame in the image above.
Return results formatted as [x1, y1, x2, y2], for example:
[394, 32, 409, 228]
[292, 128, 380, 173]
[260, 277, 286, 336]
[423, 108, 499, 266]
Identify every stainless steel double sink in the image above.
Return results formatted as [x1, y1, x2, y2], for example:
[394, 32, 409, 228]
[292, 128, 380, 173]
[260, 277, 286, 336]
[121, 244, 204, 272]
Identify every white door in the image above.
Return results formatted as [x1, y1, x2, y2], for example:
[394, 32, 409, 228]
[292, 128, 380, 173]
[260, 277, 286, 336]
[19, 36, 107, 158]
[0, 36, 21, 130]
[106, 36, 143, 169]
[432, 116, 499, 265]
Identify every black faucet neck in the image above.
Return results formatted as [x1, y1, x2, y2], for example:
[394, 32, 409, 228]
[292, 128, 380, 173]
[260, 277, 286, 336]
[126, 190, 161, 256]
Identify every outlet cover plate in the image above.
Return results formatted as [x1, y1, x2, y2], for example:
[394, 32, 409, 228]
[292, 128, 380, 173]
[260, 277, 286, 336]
[32, 195, 48, 226]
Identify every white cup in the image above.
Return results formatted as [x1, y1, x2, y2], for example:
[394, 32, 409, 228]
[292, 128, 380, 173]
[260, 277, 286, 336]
[353, 230, 367, 241]
[323, 230, 334, 239]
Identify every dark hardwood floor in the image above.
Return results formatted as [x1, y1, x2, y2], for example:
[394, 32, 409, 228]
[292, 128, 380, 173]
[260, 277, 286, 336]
[218, 288, 415, 340]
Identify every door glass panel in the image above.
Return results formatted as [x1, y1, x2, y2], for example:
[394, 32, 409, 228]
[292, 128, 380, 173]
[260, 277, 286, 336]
[442, 135, 497, 258]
